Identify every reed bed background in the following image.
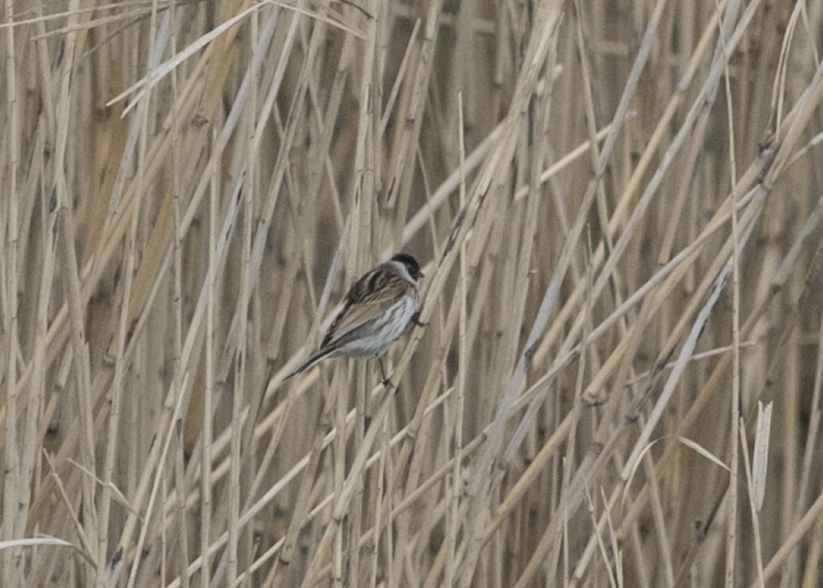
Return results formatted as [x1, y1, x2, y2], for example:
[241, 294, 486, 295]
[2, 0, 823, 586]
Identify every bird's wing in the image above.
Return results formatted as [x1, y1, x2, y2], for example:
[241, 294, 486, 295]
[321, 266, 409, 348]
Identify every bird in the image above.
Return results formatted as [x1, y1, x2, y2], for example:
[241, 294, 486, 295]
[286, 253, 425, 381]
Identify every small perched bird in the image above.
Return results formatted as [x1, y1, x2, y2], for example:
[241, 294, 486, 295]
[287, 253, 425, 380]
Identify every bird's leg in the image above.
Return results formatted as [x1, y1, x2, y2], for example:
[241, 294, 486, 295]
[411, 311, 428, 327]
[377, 357, 395, 390]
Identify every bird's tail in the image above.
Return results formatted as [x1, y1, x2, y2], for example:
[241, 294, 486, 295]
[284, 348, 334, 380]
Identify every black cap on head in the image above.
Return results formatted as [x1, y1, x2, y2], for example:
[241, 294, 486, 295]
[391, 253, 423, 280]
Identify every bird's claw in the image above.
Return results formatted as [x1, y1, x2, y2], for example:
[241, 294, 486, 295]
[411, 312, 428, 327]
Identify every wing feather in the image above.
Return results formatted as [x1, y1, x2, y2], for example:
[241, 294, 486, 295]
[321, 265, 409, 349]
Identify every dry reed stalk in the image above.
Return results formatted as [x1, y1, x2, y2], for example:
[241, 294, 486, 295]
[3, 1, 823, 587]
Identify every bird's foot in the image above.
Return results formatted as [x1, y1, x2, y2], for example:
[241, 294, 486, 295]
[377, 358, 400, 392]
[411, 312, 428, 327]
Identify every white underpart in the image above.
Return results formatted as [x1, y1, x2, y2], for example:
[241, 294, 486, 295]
[332, 262, 420, 358]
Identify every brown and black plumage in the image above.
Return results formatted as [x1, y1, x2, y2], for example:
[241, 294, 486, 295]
[287, 253, 424, 378]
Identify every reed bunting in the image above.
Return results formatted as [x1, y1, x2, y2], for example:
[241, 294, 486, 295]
[287, 253, 425, 379]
